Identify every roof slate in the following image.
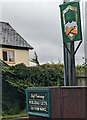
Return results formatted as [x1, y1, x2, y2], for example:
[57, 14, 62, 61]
[0, 22, 33, 49]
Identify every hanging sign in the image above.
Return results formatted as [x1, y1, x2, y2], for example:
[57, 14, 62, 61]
[59, 2, 82, 43]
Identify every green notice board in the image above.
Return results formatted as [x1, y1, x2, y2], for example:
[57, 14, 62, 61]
[25, 87, 51, 118]
[60, 2, 82, 43]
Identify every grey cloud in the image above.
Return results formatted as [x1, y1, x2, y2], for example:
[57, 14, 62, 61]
[2, 1, 85, 65]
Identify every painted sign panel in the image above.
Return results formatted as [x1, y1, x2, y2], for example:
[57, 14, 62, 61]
[60, 2, 82, 43]
[25, 88, 51, 117]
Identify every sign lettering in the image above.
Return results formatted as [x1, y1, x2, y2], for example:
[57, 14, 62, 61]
[25, 88, 51, 117]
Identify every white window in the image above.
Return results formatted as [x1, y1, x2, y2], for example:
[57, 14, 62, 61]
[2, 50, 15, 63]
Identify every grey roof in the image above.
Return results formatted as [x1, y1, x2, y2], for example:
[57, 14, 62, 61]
[0, 22, 33, 49]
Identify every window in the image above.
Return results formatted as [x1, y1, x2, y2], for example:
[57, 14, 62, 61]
[2, 50, 15, 63]
[3, 51, 7, 61]
[9, 51, 14, 62]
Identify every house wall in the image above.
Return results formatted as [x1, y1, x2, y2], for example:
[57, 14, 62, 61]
[0, 47, 30, 66]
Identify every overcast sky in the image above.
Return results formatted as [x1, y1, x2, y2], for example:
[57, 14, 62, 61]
[1, 0, 87, 65]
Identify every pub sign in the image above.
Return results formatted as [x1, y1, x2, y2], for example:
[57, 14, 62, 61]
[59, 2, 82, 43]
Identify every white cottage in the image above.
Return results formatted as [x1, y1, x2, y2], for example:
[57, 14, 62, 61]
[0, 22, 33, 66]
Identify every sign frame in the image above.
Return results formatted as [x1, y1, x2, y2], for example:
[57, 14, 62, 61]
[25, 87, 51, 118]
[60, 2, 82, 43]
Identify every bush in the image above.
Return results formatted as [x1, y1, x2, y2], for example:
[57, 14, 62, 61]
[2, 63, 64, 115]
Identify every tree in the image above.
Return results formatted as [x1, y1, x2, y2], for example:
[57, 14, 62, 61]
[30, 51, 40, 66]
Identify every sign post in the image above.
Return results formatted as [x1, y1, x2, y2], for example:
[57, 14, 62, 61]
[84, 1, 87, 84]
[60, 1, 82, 86]
[63, 0, 71, 86]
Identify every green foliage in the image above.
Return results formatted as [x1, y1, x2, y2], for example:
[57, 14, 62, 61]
[76, 64, 85, 76]
[2, 62, 64, 116]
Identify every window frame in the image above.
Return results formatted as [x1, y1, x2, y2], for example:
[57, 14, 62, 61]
[2, 49, 15, 64]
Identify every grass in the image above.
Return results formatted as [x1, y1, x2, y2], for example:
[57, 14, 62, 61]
[2, 110, 29, 119]
[2, 114, 28, 119]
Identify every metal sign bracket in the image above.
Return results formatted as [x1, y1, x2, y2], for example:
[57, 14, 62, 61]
[74, 40, 82, 55]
